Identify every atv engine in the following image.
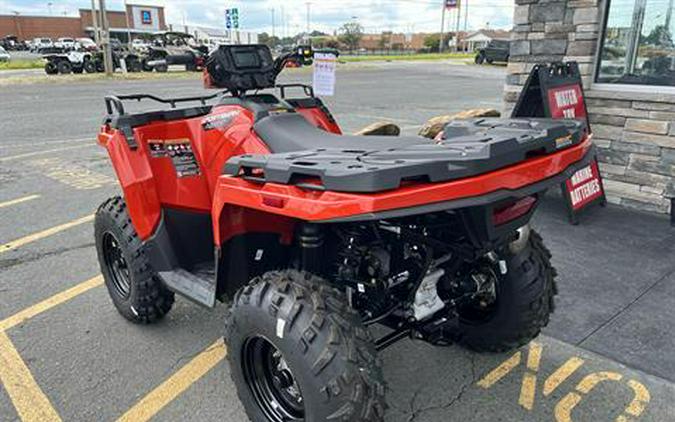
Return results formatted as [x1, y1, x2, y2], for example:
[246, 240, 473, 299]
[331, 214, 501, 330]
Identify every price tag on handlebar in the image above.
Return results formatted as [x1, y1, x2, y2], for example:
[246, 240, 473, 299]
[313, 52, 337, 96]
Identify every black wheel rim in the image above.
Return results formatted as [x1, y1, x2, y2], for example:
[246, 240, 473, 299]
[242, 336, 304, 421]
[102, 232, 131, 299]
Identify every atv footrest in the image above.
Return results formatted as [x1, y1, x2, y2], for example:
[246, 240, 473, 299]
[159, 263, 216, 307]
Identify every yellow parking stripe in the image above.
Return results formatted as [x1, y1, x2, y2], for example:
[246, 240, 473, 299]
[117, 340, 227, 422]
[0, 144, 95, 162]
[0, 332, 62, 422]
[543, 357, 584, 396]
[0, 214, 94, 254]
[0, 276, 103, 332]
[0, 195, 40, 209]
[477, 351, 521, 388]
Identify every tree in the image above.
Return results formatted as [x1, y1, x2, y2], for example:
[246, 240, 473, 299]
[378, 31, 392, 49]
[338, 22, 364, 52]
[642, 25, 673, 48]
[258, 32, 280, 48]
[424, 34, 440, 52]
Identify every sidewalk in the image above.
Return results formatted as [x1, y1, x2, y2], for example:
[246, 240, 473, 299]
[534, 194, 675, 381]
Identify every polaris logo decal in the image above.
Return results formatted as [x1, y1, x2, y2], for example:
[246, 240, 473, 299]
[202, 111, 239, 130]
[555, 135, 573, 149]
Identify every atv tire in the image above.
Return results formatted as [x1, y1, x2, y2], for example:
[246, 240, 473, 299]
[94, 196, 174, 324]
[57, 60, 72, 74]
[83, 60, 96, 73]
[457, 229, 557, 352]
[225, 270, 387, 422]
[45, 62, 58, 75]
[127, 58, 142, 73]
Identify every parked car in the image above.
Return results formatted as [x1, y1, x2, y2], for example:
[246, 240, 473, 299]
[76, 38, 98, 52]
[32, 37, 53, 53]
[1, 35, 26, 51]
[0, 46, 10, 62]
[55, 37, 76, 50]
[475, 40, 510, 64]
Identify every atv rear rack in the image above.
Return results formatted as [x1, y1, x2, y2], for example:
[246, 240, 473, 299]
[225, 118, 587, 193]
[104, 92, 221, 116]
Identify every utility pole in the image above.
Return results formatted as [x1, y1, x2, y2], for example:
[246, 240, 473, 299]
[305, 2, 311, 35]
[124, 0, 131, 44]
[666, 0, 673, 34]
[271, 8, 276, 38]
[99, 0, 113, 76]
[439, 0, 446, 52]
[464, 0, 469, 33]
[91, 0, 101, 46]
[455, 0, 462, 52]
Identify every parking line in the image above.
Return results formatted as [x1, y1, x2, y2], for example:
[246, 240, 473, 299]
[0, 214, 94, 254]
[0, 276, 103, 332]
[543, 357, 584, 396]
[0, 332, 62, 422]
[117, 339, 227, 422]
[0, 144, 95, 162]
[0, 137, 92, 149]
[0, 194, 40, 209]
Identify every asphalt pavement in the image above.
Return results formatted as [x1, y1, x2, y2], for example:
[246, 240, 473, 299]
[1, 61, 674, 422]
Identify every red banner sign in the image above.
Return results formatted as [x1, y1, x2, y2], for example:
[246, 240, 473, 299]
[565, 159, 603, 211]
[547, 84, 587, 120]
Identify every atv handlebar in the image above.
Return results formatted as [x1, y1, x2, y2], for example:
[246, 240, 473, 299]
[272, 45, 315, 78]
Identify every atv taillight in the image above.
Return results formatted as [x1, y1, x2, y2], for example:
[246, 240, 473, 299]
[492, 196, 537, 226]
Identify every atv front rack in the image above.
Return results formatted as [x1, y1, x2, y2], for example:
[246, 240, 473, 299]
[225, 118, 587, 193]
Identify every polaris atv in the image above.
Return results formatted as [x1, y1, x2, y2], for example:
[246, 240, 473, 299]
[43, 50, 96, 74]
[95, 44, 594, 421]
[142, 31, 206, 72]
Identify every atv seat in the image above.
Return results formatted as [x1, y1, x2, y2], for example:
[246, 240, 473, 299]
[253, 112, 432, 153]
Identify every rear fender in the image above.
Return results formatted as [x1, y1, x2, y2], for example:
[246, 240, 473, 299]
[211, 203, 297, 297]
[458, 193, 541, 249]
[98, 128, 161, 239]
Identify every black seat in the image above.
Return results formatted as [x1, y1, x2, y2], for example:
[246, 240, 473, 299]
[253, 112, 432, 153]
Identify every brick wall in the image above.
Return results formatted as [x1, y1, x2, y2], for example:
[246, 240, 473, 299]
[79, 10, 129, 31]
[0, 15, 83, 40]
[504, 0, 675, 214]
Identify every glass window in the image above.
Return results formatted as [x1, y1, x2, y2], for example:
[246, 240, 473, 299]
[596, 0, 675, 86]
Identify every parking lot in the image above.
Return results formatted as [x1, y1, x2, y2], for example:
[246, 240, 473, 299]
[1, 61, 675, 422]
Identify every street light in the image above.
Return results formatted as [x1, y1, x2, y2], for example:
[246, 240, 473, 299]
[48, 2, 53, 15]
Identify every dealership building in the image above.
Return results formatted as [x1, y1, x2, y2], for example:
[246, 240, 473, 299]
[0, 4, 167, 42]
[505, 0, 675, 215]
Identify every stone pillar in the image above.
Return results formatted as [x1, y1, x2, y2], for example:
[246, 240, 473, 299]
[503, 0, 675, 215]
[504, 0, 601, 116]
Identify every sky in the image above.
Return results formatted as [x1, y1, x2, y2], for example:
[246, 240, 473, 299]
[0, 0, 515, 35]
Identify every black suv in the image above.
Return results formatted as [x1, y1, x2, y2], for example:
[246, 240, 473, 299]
[475, 40, 510, 64]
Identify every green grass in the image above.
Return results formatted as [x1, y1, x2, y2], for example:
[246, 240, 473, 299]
[340, 52, 474, 62]
[0, 58, 44, 70]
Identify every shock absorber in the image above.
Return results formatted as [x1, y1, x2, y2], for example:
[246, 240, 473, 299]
[298, 223, 324, 274]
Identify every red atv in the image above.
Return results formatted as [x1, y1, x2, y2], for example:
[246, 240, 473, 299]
[95, 44, 594, 421]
